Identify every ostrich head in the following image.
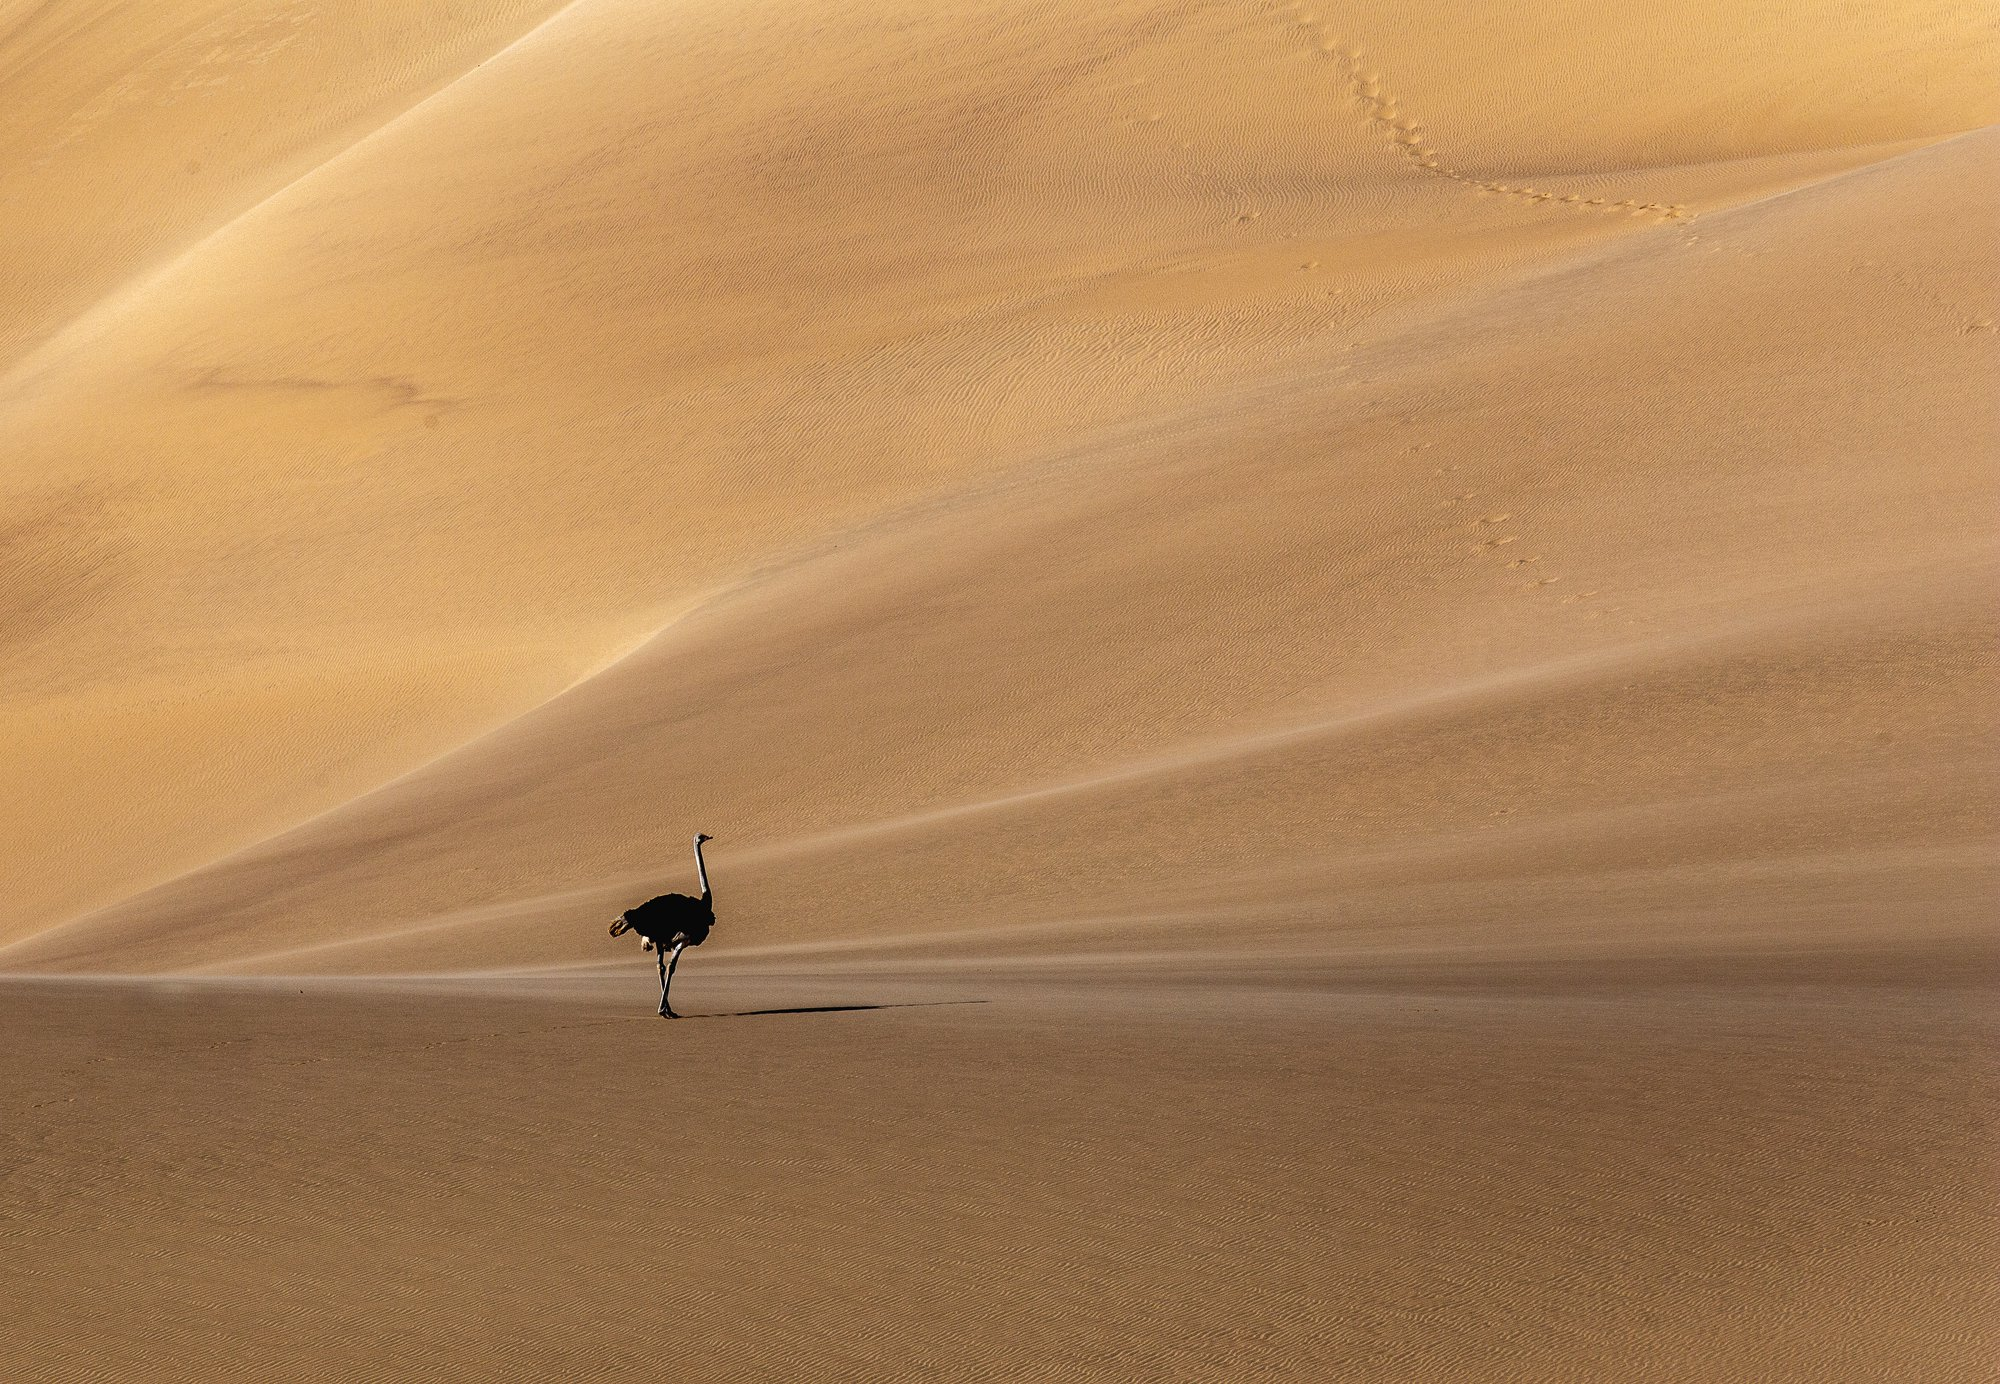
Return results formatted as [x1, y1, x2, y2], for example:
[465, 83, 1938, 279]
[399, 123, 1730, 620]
[696, 832, 713, 843]
[608, 914, 633, 938]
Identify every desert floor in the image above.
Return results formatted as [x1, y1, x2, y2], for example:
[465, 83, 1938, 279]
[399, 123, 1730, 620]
[3, 0, 1995, 1377]
[5, 951, 1996, 1381]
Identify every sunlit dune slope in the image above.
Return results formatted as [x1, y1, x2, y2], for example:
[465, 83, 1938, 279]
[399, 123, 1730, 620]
[2, 0, 1994, 972]
[0, 0, 573, 373]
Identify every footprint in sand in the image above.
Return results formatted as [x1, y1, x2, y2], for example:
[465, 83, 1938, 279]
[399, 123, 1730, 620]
[1287, 18, 1689, 223]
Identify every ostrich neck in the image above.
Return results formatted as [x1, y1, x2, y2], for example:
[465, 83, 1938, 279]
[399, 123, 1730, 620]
[694, 840, 711, 903]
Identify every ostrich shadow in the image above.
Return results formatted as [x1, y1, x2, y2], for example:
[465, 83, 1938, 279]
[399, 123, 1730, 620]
[681, 1000, 991, 1021]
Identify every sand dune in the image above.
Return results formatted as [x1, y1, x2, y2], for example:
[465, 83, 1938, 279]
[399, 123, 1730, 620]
[4, 0, 1995, 971]
[3, 0, 1995, 1375]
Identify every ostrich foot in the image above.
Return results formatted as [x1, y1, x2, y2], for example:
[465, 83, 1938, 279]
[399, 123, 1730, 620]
[658, 1006, 679, 1019]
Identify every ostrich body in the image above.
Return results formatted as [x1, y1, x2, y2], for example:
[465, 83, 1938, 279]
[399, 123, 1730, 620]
[609, 833, 714, 1017]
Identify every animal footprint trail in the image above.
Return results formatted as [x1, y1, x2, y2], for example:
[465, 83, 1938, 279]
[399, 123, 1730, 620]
[1277, 3, 1687, 224]
[1434, 483, 1617, 614]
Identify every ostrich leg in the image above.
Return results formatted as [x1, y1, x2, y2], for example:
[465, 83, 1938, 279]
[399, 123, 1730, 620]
[662, 941, 687, 1019]
[656, 944, 671, 1017]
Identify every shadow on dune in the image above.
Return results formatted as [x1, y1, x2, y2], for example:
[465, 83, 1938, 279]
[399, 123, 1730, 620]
[683, 1000, 990, 1020]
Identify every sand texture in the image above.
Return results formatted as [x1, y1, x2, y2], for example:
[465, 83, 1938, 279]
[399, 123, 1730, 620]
[2, 0, 1996, 1377]
[4, 962, 1996, 1382]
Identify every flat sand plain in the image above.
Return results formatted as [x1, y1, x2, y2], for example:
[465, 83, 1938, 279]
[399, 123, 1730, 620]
[2, 0, 1996, 1377]
[5, 955, 1995, 1381]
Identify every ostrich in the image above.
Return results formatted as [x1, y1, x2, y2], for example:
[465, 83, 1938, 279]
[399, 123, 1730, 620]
[608, 833, 715, 1018]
